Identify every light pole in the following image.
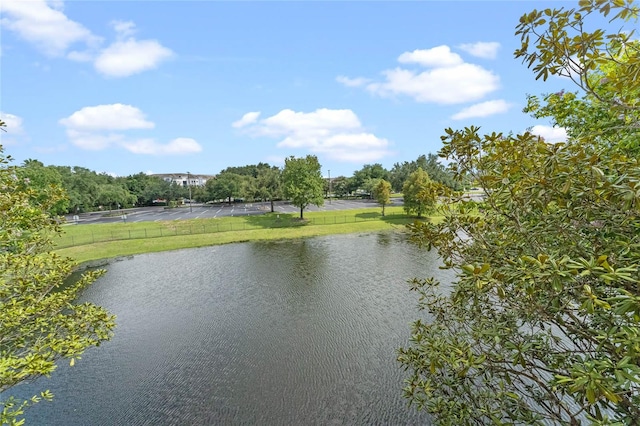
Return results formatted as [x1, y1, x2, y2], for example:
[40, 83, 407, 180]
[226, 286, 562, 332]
[187, 171, 193, 213]
[328, 169, 331, 204]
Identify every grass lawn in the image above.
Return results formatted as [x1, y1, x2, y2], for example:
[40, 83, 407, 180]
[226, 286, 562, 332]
[55, 206, 431, 264]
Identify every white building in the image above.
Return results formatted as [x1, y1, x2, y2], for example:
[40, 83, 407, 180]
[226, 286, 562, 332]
[151, 173, 214, 187]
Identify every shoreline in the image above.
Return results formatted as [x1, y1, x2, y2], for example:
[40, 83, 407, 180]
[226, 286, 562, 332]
[60, 219, 415, 267]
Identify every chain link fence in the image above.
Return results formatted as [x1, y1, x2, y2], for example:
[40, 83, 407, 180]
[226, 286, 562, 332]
[56, 214, 407, 249]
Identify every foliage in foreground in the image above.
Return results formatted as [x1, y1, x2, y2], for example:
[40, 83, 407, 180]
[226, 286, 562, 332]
[398, 1, 640, 424]
[400, 129, 640, 424]
[0, 138, 115, 425]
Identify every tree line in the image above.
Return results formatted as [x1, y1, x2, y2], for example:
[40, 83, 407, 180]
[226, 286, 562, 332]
[14, 153, 460, 216]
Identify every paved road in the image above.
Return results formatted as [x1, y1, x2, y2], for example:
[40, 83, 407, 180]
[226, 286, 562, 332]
[66, 198, 403, 225]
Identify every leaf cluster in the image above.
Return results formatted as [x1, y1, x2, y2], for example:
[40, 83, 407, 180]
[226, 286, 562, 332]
[400, 126, 640, 424]
[0, 141, 115, 425]
[399, 2, 640, 423]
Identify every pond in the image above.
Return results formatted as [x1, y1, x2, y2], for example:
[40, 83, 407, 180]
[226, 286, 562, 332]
[19, 232, 453, 425]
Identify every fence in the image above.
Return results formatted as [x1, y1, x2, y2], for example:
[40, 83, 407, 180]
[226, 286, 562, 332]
[56, 214, 409, 249]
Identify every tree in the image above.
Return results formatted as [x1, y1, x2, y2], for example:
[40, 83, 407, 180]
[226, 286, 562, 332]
[402, 168, 437, 218]
[122, 172, 148, 206]
[217, 163, 277, 204]
[523, 47, 640, 156]
[220, 162, 272, 178]
[16, 160, 69, 215]
[330, 176, 350, 198]
[352, 163, 389, 196]
[373, 179, 391, 216]
[0, 137, 115, 423]
[361, 178, 379, 200]
[190, 185, 208, 203]
[53, 166, 114, 212]
[516, 0, 639, 155]
[282, 155, 324, 219]
[256, 166, 282, 212]
[390, 160, 413, 193]
[96, 183, 136, 212]
[390, 154, 461, 193]
[398, 1, 640, 423]
[206, 172, 243, 204]
[123, 173, 172, 206]
[145, 176, 175, 205]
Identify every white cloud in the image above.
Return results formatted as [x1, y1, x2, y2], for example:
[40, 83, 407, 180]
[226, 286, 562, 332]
[94, 38, 174, 78]
[530, 125, 568, 142]
[93, 20, 172, 77]
[121, 138, 202, 155]
[0, 112, 24, 134]
[398, 46, 463, 67]
[313, 133, 392, 163]
[261, 108, 361, 136]
[65, 130, 124, 150]
[0, 0, 101, 56]
[67, 50, 94, 62]
[341, 44, 500, 105]
[1, 3, 172, 78]
[60, 104, 202, 154]
[232, 111, 261, 128]
[458, 42, 500, 59]
[60, 103, 155, 131]
[235, 108, 392, 162]
[111, 20, 136, 39]
[366, 63, 499, 104]
[451, 99, 511, 120]
[0, 112, 26, 145]
[336, 75, 371, 88]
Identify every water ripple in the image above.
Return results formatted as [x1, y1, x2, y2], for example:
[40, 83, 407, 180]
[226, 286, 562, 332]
[19, 233, 449, 425]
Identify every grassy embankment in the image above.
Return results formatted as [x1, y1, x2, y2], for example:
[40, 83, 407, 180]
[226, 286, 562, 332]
[55, 206, 431, 264]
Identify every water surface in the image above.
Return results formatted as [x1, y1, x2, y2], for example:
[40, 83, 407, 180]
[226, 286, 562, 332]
[20, 232, 452, 425]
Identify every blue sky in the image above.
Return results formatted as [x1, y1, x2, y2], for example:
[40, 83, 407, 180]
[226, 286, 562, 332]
[2, 1, 579, 178]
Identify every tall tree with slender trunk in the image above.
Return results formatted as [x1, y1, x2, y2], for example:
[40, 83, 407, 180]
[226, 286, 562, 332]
[282, 155, 324, 219]
[373, 179, 392, 216]
[256, 166, 282, 212]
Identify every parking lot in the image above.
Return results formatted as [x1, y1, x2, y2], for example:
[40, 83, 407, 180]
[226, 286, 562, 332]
[67, 198, 403, 225]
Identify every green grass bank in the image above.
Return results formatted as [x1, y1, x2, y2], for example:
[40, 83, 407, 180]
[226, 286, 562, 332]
[55, 206, 426, 264]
